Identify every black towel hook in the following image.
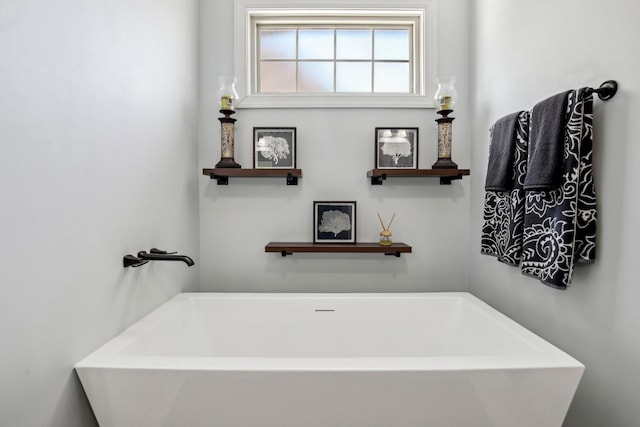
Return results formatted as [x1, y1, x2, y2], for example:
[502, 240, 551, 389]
[589, 80, 618, 101]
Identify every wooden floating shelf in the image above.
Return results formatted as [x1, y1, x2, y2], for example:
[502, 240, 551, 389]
[203, 168, 302, 185]
[367, 168, 470, 185]
[265, 242, 412, 257]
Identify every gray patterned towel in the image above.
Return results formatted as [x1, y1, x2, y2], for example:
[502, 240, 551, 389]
[481, 111, 530, 265]
[521, 88, 596, 289]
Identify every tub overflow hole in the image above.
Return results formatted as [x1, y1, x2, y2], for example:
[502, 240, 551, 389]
[315, 309, 335, 312]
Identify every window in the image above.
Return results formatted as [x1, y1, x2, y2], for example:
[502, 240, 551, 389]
[234, 0, 438, 108]
[259, 26, 412, 94]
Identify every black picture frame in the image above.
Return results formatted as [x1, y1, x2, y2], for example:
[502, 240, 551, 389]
[313, 201, 356, 244]
[253, 127, 297, 169]
[375, 127, 418, 169]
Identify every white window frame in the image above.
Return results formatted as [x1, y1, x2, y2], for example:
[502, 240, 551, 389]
[234, 0, 438, 109]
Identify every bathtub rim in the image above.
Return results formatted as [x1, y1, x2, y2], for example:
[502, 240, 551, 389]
[74, 292, 585, 373]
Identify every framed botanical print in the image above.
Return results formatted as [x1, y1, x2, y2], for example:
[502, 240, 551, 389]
[375, 127, 418, 169]
[253, 127, 296, 169]
[313, 201, 356, 244]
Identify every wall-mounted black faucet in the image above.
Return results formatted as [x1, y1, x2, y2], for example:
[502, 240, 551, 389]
[123, 248, 195, 267]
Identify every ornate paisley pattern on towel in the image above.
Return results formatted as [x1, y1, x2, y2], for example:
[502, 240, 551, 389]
[521, 89, 596, 289]
[481, 112, 530, 265]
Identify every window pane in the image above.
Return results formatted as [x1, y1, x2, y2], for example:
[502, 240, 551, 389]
[374, 29, 410, 61]
[298, 62, 333, 92]
[298, 29, 334, 60]
[374, 62, 409, 93]
[260, 29, 296, 60]
[260, 62, 296, 92]
[336, 29, 372, 60]
[336, 62, 371, 92]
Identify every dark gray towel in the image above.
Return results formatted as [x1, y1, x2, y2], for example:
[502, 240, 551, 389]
[524, 90, 571, 190]
[485, 111, 523, 191]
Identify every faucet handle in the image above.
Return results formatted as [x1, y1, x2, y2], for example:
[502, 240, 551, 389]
[149, 248, 177, 255]
[123, 254, 149, 268]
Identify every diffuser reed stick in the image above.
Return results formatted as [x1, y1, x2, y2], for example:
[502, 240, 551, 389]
[387, 213, 396, 230]
[377, 213, 386, 230]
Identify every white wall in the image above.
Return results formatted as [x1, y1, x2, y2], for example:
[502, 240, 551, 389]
[0, 1, 199, 425]
[9, 0, 637, 424]
[469, 1, 640, 425]
[199, 0, 472, 293]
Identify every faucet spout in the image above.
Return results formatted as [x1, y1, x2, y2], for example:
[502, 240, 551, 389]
[137, 251, 195, 266]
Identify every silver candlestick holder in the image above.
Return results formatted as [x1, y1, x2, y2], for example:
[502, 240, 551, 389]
[215, 109, 241, 168]
[432, 109, 457, 169]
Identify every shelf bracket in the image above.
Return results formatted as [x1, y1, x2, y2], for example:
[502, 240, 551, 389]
[440, 174, 462, 185]
[280, 250, 292, 257]
[210, 173, 229, 185]
[371, 173, 387, 185]
[286, 173, 298, 186]
[385, 251, 402, 257]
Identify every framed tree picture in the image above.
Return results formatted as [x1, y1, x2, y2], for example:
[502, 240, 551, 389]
[313, 201, 356, 244]
[375, 127, 418, 169]
[253, 127, 296, 169]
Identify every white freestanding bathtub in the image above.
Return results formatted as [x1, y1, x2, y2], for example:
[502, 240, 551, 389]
[75, 293, 584, 427]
